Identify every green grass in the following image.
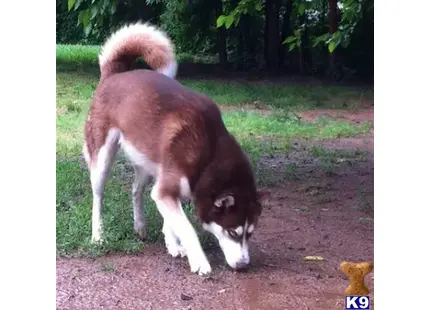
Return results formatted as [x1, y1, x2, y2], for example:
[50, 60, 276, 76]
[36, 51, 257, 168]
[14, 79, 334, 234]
[56, 45, 374, 256]
[56, 44, 101, 65]
[57, 156, 217, 257]
[224, 111, 371, 139]
[56, 44, 373, 109]
[182, 80, 373, 110]
[56, 44, 217, 72]
[308, 145, 367, 158]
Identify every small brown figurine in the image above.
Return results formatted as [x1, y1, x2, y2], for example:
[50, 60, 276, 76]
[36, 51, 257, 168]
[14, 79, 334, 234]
[340, 261, 373, 295]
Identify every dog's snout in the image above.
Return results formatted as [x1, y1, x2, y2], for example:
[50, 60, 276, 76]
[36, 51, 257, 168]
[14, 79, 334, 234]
[235, 260, 249, 270]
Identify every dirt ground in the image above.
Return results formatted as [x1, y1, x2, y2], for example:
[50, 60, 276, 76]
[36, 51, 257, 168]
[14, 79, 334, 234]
[56, 108, 374, 310]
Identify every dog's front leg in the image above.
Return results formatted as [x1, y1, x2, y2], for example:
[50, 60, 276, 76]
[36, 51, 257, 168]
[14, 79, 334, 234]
[162, 222, 187, 258]
[151, 185, 211, 276]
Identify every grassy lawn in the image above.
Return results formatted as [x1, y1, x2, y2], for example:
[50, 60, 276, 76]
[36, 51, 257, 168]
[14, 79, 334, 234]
[56, 45, 373, 257]
[56, 44, 217, 72]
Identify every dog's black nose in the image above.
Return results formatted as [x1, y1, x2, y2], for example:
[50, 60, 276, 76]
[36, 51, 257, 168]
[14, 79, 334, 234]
[235, 261, 249, 270]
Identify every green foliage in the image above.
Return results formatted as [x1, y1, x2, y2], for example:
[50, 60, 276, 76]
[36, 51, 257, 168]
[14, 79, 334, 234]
[68, 0, 116, 37]
[56, 0, 373, 79]
[218, 0, 370, 56]
[57, 0, 112, 44]
[311, 0, 367, 53]
[216, 0, 262, 29]
[283, 29, 302, 52]
[159, 0, 215, 54]
[217, 14, 235, 29]
[297, 1, 312, 15]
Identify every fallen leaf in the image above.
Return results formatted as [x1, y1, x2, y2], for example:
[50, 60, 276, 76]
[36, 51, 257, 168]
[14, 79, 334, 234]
[180, 294, 193, 301]
[359, 217, 373, 224]
[295, 206, 310, 212]
[304, 256, 324, 261]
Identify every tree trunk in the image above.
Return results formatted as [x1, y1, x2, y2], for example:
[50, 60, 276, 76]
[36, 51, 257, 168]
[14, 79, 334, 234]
[279, 0, 293, 68]
[298, 14, 305, 75]
[214, 0, 228, 68]
[328, 0, 338, 73]
[298, 12, 310, 75]
[236, 25, 244, 70]
[264, 0, 280, 71]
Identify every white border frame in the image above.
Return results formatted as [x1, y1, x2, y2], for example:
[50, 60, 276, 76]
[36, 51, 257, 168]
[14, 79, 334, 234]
[1, 0, 430, 308]
[1, 1, 56, 309]
[375, 0, 430, 307]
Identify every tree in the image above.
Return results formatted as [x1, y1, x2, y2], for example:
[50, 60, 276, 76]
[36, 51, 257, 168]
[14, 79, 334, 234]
[327, 0, 338, 72]
[264, 0, 281, 71]
[279, 0, 293, 68]
[214, 0, 228, 67]
[62, 0, 373, 79]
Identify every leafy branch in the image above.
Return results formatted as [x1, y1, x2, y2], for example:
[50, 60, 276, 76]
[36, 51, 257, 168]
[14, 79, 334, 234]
[216, 0, 263, 29]
[68, 0, 117, 36]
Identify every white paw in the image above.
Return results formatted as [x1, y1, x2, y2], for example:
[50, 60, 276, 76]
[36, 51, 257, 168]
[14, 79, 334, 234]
[91, 235, 104, 244]
[189, 256, 212, 276]
[166, 241, 187, 258]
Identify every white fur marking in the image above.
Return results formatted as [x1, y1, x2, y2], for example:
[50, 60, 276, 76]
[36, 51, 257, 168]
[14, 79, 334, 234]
[179, 177, 192, 200]
[235, 226, 244, 236]
[215, 195, 235, 208]
[159, 61, 178, 79]
[151, 185, 211, 275]
[90, 128, 120, 243]
[132, 166, 150, 240]
[203, 222, 250, 269]
[98, 22, 177, 78]
[119, 137, 159, 177]
[83, 141, 90, 166]
[163, 223, 186, 258]
[247, 224, 255, 234]
[91, 193, 103, 243]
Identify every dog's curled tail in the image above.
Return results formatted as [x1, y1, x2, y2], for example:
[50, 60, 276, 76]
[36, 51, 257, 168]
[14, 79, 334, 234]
[98, 22, 177, 80]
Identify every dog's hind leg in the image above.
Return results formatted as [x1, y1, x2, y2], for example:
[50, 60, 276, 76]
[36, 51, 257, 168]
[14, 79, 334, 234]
[132, 166, 150, 241]
[87, 128, 120, 244]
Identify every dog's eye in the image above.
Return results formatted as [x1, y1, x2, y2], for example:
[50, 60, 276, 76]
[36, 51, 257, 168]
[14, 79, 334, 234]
[246, 232, 253, 239]
[227, 229, 238, 238]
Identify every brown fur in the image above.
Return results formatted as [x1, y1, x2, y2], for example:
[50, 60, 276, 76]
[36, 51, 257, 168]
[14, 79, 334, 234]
[85, 70, 262, 227]
[84, 24, 265, 248]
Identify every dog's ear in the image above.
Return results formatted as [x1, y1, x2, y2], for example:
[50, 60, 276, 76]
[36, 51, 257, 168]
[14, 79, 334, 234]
[214, 194, 235, 209]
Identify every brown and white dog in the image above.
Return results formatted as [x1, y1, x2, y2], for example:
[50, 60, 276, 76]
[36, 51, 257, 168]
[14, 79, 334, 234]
[83, 22, 264, 275]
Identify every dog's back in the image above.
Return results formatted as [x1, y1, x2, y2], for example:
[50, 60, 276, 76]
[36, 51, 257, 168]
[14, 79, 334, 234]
[87, 69, 230, 185]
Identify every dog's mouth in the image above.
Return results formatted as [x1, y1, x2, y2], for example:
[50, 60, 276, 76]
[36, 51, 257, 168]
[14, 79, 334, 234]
[233, 264, 249, 272]
[224, 256, 251, 271]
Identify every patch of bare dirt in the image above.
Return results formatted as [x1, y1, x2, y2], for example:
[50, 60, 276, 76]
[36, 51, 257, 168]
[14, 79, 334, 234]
[220, 106, 374, 133]
[288, 135, 374, 153]
[316, 136, 374, 152]
[220, 102, 272, 115]
[57, 129, 373, 310]
[296, 107, 373, 125]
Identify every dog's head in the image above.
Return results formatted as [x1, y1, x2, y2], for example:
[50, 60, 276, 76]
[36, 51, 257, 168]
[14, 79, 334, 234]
[200, 190, 268, 270]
